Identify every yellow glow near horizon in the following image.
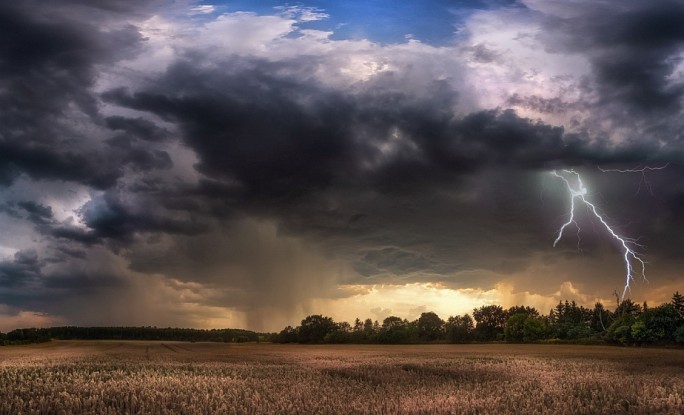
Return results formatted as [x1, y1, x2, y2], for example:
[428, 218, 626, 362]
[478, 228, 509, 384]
[303, 279, 631, 331]
[311, 282, 541, 325]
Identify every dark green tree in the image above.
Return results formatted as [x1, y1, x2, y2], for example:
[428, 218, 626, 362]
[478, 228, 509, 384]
[604, 299, 643, 345]
[606, 315, 636, 345]
[589, 302, 612, 334]
[549, 300, 593, 340]
[614, 298, 642, 317]
[275, 326, 298, 343]
[632, 303, 680, 344]
[298, 315, 336, 343]
[504, 313, 547, 343]
[445, 314, 474, 343]
[417, 312, 444, 341]
[378, 316, 411, 343]
[353, 318, 363, 332]
[672, 291, 684, 318]
[362, 318, 375, 342]
[507, 306, 539, 318]
[382, 316, 405, 331]
[504, 313, 528, 343]
[473, 305, 506, 341]
[675, 326, 684, 345]
[324, 322, 352, 343]
[523, 316, 547, 342]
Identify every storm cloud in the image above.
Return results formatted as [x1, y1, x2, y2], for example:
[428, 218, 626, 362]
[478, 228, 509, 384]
[0, 0, 682, 331]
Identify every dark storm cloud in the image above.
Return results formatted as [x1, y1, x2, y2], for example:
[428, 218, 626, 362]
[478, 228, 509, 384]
[55, 246, 88, 261]
[354, 247, 437, 277]
[17, 201, 53, 221]
[0, 0, 141, 120]
[104, 138, 173, 172]
[582, 163, 684, 259]
[43, 271, 127, 294]
[538, 1, 684, 116]
[1, 0, 683, 330]
[101, 54, 680, 222]
[0, 247, 141, 325]
[17, 201, 54, 225]
[102, 58, 603, 206]
[101, 60, 360, 201]
[0, 1, 165, 189]
[0, 201, 54, 226]
[98, 59, 595, 286]
[51, 227, 101, 246]
[0, 142, 122, 189]
[105, 116, 170, 142]
[50, 191, 208, 245]
[0, 249, 41, 288]
[98, 49, 684, 295]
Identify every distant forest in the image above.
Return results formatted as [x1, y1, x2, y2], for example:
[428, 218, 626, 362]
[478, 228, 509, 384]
[0, 326, 262, 345]
[3, 292, 683, 347]
[273, 292, 684, 346]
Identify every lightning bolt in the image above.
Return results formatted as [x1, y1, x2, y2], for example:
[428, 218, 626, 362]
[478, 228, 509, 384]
[597, 163, 670, 196]
[551, 169, 646, 300]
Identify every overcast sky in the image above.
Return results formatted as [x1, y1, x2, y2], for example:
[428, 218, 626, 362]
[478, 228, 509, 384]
[1, 0, 683, 332]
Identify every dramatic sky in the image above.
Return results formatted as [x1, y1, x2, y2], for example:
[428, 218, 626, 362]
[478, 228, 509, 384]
[1, 0, 683, 332]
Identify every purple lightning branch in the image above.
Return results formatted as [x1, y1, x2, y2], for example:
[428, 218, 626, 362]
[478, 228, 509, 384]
[551, 169, 647, 300]
[598, 163, 670, 195]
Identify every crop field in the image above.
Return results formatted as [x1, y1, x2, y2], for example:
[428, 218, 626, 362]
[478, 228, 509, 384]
[1, 342, 683, 414]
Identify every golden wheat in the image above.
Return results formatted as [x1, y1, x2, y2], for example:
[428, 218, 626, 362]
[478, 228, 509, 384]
[0, 341, 682, 414]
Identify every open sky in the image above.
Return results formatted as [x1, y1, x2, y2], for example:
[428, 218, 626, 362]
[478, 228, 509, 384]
[1, 0, 683, 332]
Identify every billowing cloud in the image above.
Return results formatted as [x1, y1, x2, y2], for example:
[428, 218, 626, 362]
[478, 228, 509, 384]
[0, 0, 682, 332]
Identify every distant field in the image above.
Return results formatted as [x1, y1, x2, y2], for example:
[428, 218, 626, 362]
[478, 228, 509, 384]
[1, 341, 683, 414]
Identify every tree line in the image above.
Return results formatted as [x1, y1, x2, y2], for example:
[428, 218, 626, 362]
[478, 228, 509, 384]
[274, 291, 684, 346]
[2, 292, 682, 346]
[0, 326, 262, 345]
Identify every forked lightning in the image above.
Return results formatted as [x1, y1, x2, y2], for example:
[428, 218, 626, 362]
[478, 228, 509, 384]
[597, 163, 670, 195]
[551, 169, 646, 300]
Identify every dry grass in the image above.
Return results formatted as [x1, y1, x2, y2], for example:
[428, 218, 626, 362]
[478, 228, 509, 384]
[1, 341, 683, 414]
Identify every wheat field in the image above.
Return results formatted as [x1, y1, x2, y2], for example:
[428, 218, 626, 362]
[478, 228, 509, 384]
[1, 341, 683, 414]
